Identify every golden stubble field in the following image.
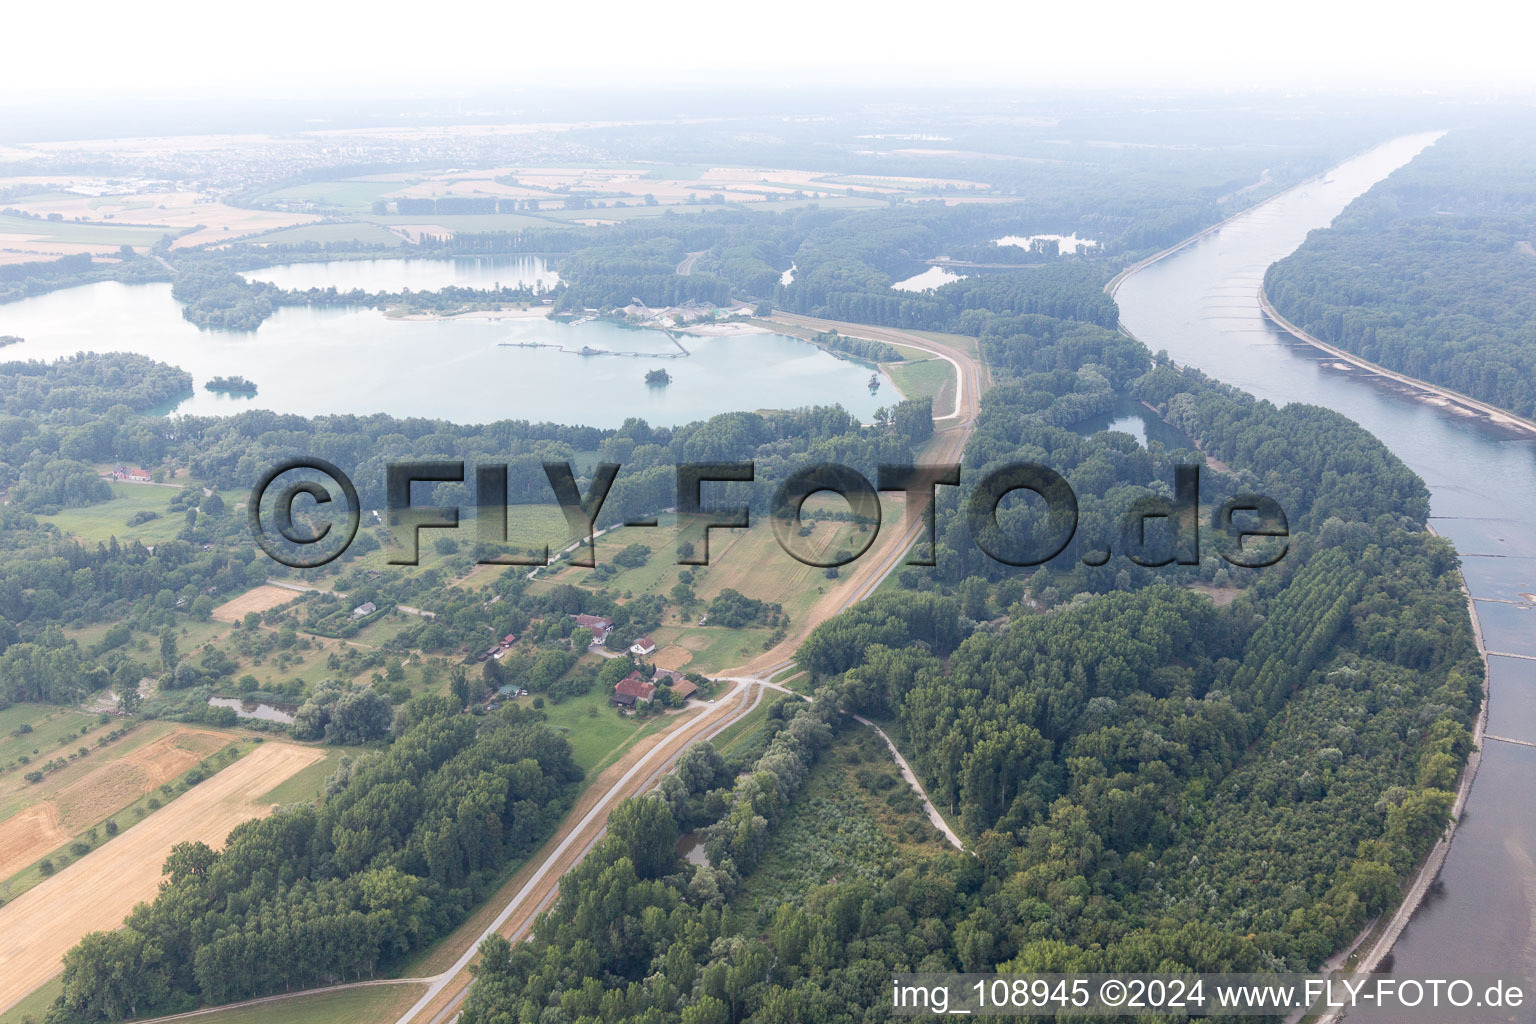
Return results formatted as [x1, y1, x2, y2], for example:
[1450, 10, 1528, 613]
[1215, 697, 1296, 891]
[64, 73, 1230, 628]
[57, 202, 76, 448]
[0, 742, 327, 1013]
[0, 728, 229, 882]
[210, 584, 301, 623]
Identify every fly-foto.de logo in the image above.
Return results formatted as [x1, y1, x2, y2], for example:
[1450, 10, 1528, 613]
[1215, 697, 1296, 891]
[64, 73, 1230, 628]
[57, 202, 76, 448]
[249, 459, 1288, 571]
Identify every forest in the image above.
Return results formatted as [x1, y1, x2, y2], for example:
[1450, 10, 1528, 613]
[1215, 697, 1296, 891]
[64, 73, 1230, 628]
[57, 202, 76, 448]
[438, 229, 1479, 1024]
[55, 699, 582, 1019]
[1265, 125, 1536, 418]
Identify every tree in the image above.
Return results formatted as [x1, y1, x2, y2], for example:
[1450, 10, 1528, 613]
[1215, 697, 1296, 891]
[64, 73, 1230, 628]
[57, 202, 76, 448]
[163, 840, 215, 883]
[118, 683, 142, 716]
[608, 794, 678, 879]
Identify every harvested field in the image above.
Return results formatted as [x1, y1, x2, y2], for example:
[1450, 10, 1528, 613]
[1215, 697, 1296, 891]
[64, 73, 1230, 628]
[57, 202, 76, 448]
[0, 742, 327, 1013]
[0, 805, 69, 883]
[651, 646, 692, 671]
[0, 729, 229, 883]
[52, 729, 228, 831]
[212, 584, 302, 623]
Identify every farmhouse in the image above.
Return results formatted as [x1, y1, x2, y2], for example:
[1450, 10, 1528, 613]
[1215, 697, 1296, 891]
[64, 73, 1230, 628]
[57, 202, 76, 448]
[479, 632, 520, 662]
[573, 614, 614, 643]
[651, 668, 698, 701]
[108, 464, 153, 483]
[611, 672, 657, 708]
[629, 636, 657, 656]
[351, 601, 377, 620]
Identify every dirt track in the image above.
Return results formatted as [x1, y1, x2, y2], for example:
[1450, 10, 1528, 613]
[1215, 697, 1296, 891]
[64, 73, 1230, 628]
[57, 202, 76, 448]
[0, 742, 326, 1013]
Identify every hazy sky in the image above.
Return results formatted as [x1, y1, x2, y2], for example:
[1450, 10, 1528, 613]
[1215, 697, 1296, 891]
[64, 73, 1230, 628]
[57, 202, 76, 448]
[7, 0, 1536, 96]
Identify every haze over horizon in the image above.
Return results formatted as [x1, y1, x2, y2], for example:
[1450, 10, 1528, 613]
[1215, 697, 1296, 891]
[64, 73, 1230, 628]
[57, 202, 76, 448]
[5, 0, 1536, 105]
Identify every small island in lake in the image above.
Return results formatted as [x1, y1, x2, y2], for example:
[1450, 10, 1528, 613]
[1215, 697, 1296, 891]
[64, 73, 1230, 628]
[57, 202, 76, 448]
[205, 375, 258, 395]
[0, 335, 21, 348]
[645, 368, 672, 385]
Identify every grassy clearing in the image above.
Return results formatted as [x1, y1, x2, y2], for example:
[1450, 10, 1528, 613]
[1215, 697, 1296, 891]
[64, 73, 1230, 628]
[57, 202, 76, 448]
[128, 981, 427, 1024]
[259, 745, 349, 805]
[0, 705, 99, 773]
[37, 482, 187, 546]
[708, 694, 794, 760]
[338, 504, 574, 586]
[498, 687, 651, 772]
[885, 355, 955, 414]
[0, 975, 61, 1024]
[734, 726, 948, 914]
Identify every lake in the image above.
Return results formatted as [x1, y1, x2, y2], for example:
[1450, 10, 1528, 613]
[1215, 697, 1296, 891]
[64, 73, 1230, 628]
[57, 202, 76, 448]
[891, 266, 966, 292]
[208, 697, 296, 724]
[0, 259, 893, 428]
[1072, 397, 1190, 449]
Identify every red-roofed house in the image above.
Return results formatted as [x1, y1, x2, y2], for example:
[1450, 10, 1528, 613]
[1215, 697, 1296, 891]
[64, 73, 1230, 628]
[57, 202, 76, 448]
[611, 672, 657, 708]
[573, 614, 614, 643]
[629, 636, 657, 656]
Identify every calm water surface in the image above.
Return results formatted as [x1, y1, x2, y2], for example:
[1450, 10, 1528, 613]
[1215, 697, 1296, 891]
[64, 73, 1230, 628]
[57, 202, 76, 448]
[1073, 397, 1190, 449]
[891, 266, 966, 292]
[0, 259, 890, 427]
[1116, 131, 1536, 1006]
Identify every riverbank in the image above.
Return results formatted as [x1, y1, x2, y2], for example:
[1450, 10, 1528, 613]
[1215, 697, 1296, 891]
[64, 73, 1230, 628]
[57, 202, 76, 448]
[1258, 286, 1536, 439]
[385, 306, 552, 322]
[678, 321, 774, 337]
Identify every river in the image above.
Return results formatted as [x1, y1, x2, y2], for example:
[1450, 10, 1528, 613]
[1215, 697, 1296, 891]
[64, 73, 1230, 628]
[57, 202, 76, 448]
[1114, 132, 1536, 1007]
[0, 256, 890, 428]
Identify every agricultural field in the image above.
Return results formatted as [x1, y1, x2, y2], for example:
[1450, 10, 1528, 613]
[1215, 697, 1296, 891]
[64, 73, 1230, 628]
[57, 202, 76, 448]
[211, 583, 303, 623]
[0, 724, 232, 887]
[253, 179, 403, 211]
[0, 212, 172, 248]
[243, 221, 405, 247]
[0, 741, 326, 1013]
[0, 184, 319, 254]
